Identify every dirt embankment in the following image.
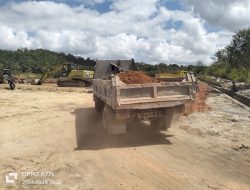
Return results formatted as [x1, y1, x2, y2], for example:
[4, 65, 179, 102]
[184, 82, 211, 115]
[118, 71, 159, 84]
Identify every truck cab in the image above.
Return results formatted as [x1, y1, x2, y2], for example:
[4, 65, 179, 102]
[0, 69, 12, 83]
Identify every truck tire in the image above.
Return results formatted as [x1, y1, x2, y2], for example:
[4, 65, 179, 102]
[9, 81, 15, 90]
[94, 97, 103, 113]
[103, 105, 127, 134]
[164, 107, 175, 129]
[57, 78, 86, 87]
[151, 108, 174, 130]
[94, 97, 100, 112]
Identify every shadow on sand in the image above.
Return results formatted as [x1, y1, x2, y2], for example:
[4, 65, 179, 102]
[73, 107, 173, 150]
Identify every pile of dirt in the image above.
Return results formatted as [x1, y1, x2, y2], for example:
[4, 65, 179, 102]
[184, 82, 211, 115]
[118, 71, 159, 84]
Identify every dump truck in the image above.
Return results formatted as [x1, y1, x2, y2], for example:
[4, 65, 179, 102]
[93, 59, 197, 134]
[33, 63, 94, 87]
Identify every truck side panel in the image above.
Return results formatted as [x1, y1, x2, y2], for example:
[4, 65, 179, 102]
[93, 79, 116, 107]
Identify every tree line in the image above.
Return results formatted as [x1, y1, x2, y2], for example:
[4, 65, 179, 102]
[0, 48, 211, 76]
[0, 48, 95, 74]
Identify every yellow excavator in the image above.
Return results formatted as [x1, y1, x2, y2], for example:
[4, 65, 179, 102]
[33, 63, 94, 87]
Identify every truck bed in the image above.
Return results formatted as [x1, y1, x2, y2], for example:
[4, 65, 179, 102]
[93, 76, 195, 110]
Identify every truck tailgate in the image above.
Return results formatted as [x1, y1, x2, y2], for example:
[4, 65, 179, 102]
[93, 76, 195, 110]
[117, 82, 194, 106]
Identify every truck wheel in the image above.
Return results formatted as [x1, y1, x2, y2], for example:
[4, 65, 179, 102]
[164, 107, 175, 129]
[95, 97, 100, 112]
[151, 118, 167, 130]
[103, 105, 127, 134]
[94, 97, 103, 113]
[151, 108, 174, 130]
[9, 81, 15, 90]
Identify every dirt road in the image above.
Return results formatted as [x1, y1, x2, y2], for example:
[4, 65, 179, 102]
[0, 86, 249, 190]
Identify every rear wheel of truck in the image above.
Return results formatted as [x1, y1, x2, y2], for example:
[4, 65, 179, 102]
[151, 108, 174, 130]
[9, 81, 15, 90]
[94, 97, 101, 112]
[103, 105, 127, 134]
[164, 107, 175, 129]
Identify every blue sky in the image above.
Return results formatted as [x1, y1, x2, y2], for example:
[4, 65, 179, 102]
[0, 0, 184, 12]
[0, 0, 249, 64]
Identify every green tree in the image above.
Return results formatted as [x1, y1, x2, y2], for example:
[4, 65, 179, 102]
[226, 28, 250, 68]
[211, 28, 250, 82]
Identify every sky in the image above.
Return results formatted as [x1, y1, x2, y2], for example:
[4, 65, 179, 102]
[0, 0, 249, 65]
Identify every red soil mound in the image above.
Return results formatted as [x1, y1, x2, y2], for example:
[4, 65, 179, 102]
[184, 82, 211, 115]
[118, 71, 159, 84]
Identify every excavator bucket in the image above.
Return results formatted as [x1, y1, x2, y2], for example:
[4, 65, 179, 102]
[31, 78, 41, 85]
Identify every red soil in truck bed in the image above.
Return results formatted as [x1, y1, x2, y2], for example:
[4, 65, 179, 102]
[118, 71, 159, 84]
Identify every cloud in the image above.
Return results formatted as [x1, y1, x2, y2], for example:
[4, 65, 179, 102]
[0, 26, 32, 49]
[110, 0, 158, 19]
[184, 0, 250, 32]
[42, 0, 107, 6]
[0, 0, 236, 65]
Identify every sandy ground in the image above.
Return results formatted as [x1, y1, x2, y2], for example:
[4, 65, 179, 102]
[0, 85, 249, 190]
[0, 83, 93, 93]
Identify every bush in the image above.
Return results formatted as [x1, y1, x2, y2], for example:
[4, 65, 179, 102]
[228, 67, 250, 82]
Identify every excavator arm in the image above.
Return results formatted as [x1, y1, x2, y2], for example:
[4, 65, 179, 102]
[32, 63, 93, 87]
[36, 64, 66, 85]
